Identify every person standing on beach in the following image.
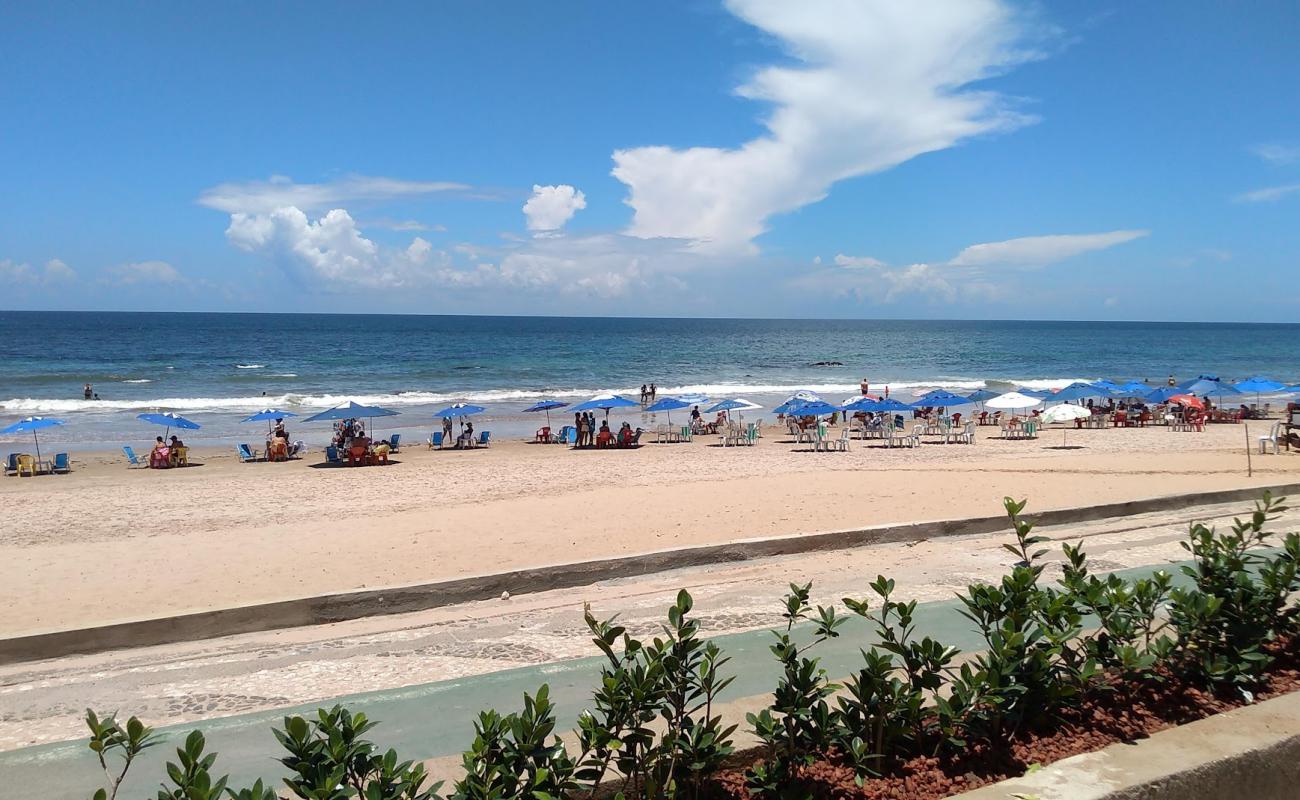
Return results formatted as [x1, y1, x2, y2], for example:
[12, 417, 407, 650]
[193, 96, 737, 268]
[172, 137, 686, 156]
[640, 384, 648, 404]
[860, 377, 870, 396]
[649, 383, 657, 402]
[442, 416, 453, 444]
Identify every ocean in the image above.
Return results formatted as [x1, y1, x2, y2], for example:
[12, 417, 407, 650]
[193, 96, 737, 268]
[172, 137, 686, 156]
[2, 311, 1297, 449]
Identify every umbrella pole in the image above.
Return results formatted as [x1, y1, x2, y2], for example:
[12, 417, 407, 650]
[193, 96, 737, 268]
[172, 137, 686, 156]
[33, 431, 41, 469]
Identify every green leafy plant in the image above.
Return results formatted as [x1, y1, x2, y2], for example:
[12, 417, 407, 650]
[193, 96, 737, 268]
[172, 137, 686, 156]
[85, 708, 161, 800]
[745, 582, 845, 796]
[453, 685, 576, 800]
[156, 730, 228, 800]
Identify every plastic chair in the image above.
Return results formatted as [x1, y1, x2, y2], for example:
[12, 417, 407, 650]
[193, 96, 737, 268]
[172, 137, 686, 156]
[4, 453, 18, 475]
[387, 433, 401, 452]
[237, 443, 260, 462]
[429, 431, 445, 449]
[122, 446, 147, 468]
[477, 431, 491, 447]
[15, 454, 36, 477]
[52, 452, 71, 473]
[325, 445, 341, 463]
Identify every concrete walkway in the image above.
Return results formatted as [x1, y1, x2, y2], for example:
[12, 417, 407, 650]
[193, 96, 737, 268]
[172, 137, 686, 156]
[3, 500, 1293, 800]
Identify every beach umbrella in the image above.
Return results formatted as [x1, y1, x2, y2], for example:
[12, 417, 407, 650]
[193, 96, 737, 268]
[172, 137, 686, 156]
[1014, 387, 1053, 399]
[1, 416, 65, 467]
[966, 388, 998, 402]
[986, 391, 1043, 413]
[1143, 386, 1182, 404]
[1182, 378, 1238, 399]
[1039, 403, 1092, 448]
[304, 400, 399, 437]
[137, 411, 201, 442]
[1049, 382, 1112, 404]
[646, 396, 692, 424]
[786, 400, 839, 417]
[1111, 381, 1152, 397]
[522, 399, 568, 428]
[706, 398, 760, 413]
[915, 389, 973, 407]
[572, 393, 640, 419]
[1234, 376, 1286, 409]
[1168, 393, 1205, 410]
[772, 399, 805, 415]
[435, 403, 486, 419]
[1091, 380, 1121, 392]
[675, 393, 710, 405]
[240, 408, 299, 437]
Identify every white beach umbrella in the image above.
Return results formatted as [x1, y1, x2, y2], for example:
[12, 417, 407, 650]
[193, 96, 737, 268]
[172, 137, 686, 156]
[1040, 403, 1092, 448]
[986, 391, 1043, 412]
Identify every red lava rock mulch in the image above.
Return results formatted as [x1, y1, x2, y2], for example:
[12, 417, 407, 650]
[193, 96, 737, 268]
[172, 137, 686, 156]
[706, 637, 1300, 800]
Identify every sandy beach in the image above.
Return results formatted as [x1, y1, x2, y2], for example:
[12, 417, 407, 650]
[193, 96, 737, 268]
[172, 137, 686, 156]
[1, 419, 1296, 636]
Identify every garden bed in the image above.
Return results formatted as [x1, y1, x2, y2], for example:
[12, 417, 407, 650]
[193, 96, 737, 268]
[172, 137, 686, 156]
[707, 636, 1300, 799]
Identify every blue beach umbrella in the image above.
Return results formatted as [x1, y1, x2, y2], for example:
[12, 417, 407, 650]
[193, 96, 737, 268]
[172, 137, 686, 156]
[1143, 386, 1184, 404]
[304, 401, 399, 437]
[571, 393, 640, 419]
[1234, 376, 1287, 408]
[644, 396, 692, 425]
[240, 408, 299, 423]
[1091, 380, 1121, 391]
[966, 388, 998, 403]
[914, 389, 972, 406]
[1182, 378, 1239, 400]
[1048, 382, 1112, 403]
[707, 398, 760, 413]
[435, 403, 486, 419]
[1112, 381, 1152, 397]
[138, 411, 201, 442]
[1014, 387, 1053, 399]
[522, 399, 568, 428]
[1, 416, 65, 466]
[786, 400, 839, 417]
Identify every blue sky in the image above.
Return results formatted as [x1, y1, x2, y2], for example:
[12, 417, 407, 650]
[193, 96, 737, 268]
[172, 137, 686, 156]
[2, 0, 1297, 320]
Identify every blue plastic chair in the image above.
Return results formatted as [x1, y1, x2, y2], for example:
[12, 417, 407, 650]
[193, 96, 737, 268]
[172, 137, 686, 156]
[477, 431, 491, 448]
[387, 433, 401, 452]
[325, 445, 340, 463]
[52, 453, 71, 474]
[237, 443, 260, 462]
[122, 445, 147, 468]
[5, 453, 17, 475]
[429, 431, 445, 449]
[563, 426, 577, 445]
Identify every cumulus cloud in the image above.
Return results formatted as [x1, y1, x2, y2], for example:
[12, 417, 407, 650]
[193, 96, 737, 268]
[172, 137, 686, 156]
[1251, 143, 1300, 165]
[1233, 183, 1300, 203]
[108, 260, 183, 285]
[0, 258, 78, 284]
[523, 184, 587, 232]
[833, 253, 886, 269]
[947, 230, 1149, 267]
[612, 0, 1044, 253]
[804, 228, 1146, 304]
[198, 174, 469, 214]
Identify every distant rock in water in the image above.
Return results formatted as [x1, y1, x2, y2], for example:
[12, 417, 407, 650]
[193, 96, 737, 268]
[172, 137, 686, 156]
[810, 361, 844, 367]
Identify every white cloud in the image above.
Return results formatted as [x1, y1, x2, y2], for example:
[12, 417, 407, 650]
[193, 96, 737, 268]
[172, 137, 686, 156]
[108, 260, 183, 285]
[198, 175, 469, 214]
[0, 258, 77, 284]
[833, 253, 885, 269]
[522, 184, 587, 232]
[363, 218, 447, 232]
[947, 230, 1149, 267]
[1233, 183, 1300, 203]
[1251, 143, 1300, 165]
[611, 0, 1044, 253]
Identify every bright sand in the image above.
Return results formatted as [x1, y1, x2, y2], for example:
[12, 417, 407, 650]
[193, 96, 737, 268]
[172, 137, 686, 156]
[2, 421, 1296, 636]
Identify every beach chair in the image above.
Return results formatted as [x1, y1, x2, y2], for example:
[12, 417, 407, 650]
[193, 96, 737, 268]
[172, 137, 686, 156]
[429, 431, 445, 449]
[325, 445, 341, 463]
[173, 446, 189, 466]
[122, 445, 148, 468]
[1259, 422, 1284, 454]
[387, 433, 401, 452]
[237, 443, 260, 462]
[51, 452, 71, 474]
[828, 427, 851, 452]
[15, 454, 36, 477]
[4, 453, 17, 476]
[476, 431, 491, 448]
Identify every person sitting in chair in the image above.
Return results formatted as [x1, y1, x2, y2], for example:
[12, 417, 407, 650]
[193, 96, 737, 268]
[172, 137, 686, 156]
[596, 420, 613, 448]
[149, 436, 170, 469]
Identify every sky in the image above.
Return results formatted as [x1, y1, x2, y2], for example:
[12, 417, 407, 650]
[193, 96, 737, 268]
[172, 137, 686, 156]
[1, 0, 1298, 321]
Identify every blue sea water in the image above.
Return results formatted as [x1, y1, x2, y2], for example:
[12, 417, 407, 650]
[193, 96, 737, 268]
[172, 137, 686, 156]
[1, 311, 1297, 448]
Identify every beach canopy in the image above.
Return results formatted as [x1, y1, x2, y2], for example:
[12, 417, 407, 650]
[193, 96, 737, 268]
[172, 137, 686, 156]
[986, 391, 1043, 410]
[303, 401, 398, 423]
[1234, 376, 1286, 394]
[966, 388, 998, 402]
[240, 408, 298, 423]
[522, 400, 568, 413]
[914, 390, 972, 406]
[571, 393, 640, 412]
[1, 416, 65, 465]
[138, 412, 201, 430]
[1049, 382, 1112, 403]
[707, 398, 761, 413]
[646, 397, 692, 413]
[435, 403, 486, 419]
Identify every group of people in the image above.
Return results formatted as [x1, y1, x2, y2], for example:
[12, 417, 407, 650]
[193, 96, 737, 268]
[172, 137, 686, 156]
[639, 383, 658, 404]
[267, 418, 300, 460]
[440, 416, 478, 448]
[148, 435, 186, 468]
[574, 411, 642, 448]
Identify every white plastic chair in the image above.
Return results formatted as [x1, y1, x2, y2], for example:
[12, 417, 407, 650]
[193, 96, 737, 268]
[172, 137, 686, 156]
[1259, 422, 1283, 454]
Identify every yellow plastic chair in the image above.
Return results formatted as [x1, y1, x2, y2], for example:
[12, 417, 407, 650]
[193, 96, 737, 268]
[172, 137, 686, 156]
[16, 454, 36, 477]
